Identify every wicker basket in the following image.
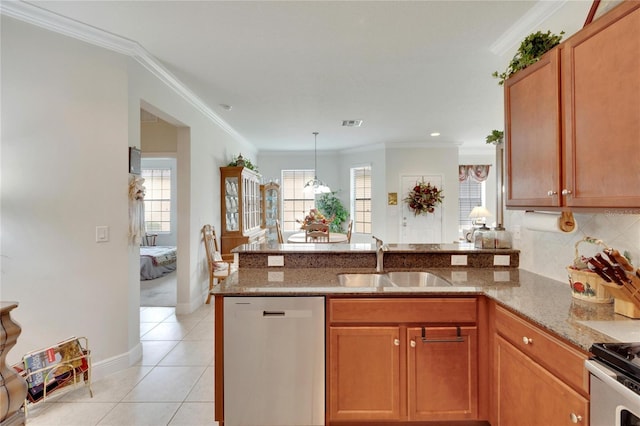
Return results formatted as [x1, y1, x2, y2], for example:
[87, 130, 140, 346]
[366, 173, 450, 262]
[566, 237, 613, 304]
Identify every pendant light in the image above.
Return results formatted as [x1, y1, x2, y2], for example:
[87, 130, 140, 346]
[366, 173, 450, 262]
[303, 132, 331, 194]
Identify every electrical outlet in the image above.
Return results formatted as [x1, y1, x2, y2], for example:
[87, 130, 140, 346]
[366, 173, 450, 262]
[493, 255, 511, 266]
[451, 255, 468, 266]
[267, 255, 284, 267]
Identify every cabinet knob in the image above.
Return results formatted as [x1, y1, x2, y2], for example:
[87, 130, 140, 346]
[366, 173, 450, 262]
[410, 340, 416, 348]
[570, 413, 583, 423]
[522, 336, 533, 345]
[547, 190, 557, 196]
[562, 189, 572, 196]
[394, 338, 400, 346]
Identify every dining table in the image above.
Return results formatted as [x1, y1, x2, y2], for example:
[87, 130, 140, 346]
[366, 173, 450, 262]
[286, 232, 349, 243]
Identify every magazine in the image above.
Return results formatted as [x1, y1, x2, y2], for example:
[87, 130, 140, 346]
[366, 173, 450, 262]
[23, 336, 88, 401]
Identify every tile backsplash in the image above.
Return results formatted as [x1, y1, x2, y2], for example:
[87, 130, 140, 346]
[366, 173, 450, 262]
[506, 210, 640, 283]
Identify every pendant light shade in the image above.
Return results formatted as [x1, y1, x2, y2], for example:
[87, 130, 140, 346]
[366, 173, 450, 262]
[303, 132, 331, 194]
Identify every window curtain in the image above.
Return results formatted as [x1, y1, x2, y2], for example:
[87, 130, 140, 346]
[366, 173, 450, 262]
[459, 165, 491, 182]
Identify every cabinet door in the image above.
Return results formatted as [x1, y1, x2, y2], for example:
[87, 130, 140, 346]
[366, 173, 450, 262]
[562, 3, 640, 207]
[495, 336, 588, 426]
[329, 326, 401, 421]
[407, 326, 478, 421]
[505, 48, 562, 208]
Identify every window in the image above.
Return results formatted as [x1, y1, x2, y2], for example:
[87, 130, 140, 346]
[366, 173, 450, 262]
[142, 168, 172, 233]
[281, 170, 316, 232]
[351, 166, 372, 234]
[459, 178, 485, 229]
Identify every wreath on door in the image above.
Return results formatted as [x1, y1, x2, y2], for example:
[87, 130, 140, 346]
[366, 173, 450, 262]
[404, 180, 444, 216]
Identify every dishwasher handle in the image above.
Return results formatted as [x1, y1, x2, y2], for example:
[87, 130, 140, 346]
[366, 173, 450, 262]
[263, 310, 286, 317]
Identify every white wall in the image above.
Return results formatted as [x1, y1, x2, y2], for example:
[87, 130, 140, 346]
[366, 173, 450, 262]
[0, 16, 257, 376]
[1, 17, 131, 368]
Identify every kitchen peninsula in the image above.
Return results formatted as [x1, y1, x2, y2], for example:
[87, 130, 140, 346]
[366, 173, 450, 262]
[213, 243, 618, 425]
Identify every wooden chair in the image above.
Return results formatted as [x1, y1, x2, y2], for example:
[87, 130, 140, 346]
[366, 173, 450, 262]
[304, 222, 330, 242]
[275, 220, 284, 244]
[346, 220, 353, 243]
[202, 224, 236, 304]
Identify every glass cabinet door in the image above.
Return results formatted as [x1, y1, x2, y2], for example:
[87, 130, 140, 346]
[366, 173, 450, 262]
[225, 176, 239, 232]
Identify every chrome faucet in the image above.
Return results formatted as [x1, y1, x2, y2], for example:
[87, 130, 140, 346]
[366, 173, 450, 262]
[372, 236, 384, 272]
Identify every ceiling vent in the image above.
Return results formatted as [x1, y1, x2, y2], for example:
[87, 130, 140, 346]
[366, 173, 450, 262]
[342, 120, 363, 127]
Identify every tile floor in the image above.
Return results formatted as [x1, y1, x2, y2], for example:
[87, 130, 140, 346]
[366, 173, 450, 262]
[24, 305, 218, 425]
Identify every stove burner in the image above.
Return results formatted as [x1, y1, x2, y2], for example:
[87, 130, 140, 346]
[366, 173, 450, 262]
[591, 342, 640, 383]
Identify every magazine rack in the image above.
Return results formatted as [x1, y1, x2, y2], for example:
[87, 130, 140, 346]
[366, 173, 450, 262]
[13, 336, 93, 415]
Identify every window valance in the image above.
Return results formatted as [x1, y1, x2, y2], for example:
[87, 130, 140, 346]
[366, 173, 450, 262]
[459, 165, 491, 182]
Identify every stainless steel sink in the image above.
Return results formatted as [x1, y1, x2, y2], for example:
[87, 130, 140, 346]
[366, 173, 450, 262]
[337, 273, 393, 287]
[337, 271, 450, 288]
[386, 271, 451, 287]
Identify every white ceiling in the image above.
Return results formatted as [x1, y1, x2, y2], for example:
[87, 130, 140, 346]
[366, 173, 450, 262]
[28, 0, 592, 152]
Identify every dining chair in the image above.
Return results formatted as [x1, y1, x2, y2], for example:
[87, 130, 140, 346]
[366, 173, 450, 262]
[275, 219, 284, 244]
[304, 222, 330, 242]
[202, 224, 236, 304]
[346, 220, 353, 243]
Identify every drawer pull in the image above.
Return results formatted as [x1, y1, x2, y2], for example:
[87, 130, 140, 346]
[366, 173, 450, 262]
[410, 340, 416, 348]
[421, 326, 464, 343]
[394, 338, 400, 346]
[522, 336, 533, 345]
[570, 413, 583, 423]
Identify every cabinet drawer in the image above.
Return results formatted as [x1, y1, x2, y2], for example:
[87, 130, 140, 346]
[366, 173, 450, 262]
[495, 305, 588, 395]
[329, 298, 477, 324]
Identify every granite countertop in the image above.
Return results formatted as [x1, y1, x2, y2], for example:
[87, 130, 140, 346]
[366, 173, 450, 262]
[213, 267, 630, 351]
[233, 241, 519, 254]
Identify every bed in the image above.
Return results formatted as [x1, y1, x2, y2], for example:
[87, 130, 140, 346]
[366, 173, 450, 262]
[140, 246, 177, 280]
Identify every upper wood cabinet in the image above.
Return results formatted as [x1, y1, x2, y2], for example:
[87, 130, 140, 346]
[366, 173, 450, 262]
[505, 48, 562, 208]
[562, 2, 640, 207]
[505, 1, 640, 209]
[220, 166, 266, 254]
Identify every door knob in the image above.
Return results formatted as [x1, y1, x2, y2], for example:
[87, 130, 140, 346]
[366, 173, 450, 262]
[410, 340, 416, 348]
[522, 336, 533, 345]
[562, 189, 572, 195]
[547, 190, 557, 196]
[570, 413, 583, 423]
[394, 339, 400, 346]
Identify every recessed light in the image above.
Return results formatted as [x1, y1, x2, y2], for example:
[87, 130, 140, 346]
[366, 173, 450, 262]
[430, 132, 440, 137]
[342, 120, 363, 127]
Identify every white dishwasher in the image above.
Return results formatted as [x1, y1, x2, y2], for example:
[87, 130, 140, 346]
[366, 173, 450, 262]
[223, 296, 325, 426]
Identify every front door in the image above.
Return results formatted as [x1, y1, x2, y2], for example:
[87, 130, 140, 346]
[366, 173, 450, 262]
[399, 175, 443, 243]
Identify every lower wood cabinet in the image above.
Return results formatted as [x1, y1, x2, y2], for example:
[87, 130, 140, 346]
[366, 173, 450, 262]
[327, 298, 479, 423]
[493, 305, 589, 425]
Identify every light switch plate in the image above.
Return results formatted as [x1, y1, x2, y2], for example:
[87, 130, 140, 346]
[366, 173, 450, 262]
[96, 226, 109, 243]
[493, 255, 511, 266]
[451, 255, 467, 266]
[267, 255, 284, 267]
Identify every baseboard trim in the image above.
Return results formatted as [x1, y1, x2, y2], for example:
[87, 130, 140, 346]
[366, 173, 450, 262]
[90, 342, 142, 382]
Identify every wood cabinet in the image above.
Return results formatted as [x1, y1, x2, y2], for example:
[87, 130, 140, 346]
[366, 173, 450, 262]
[260, 182, 280, 244]
[492, 305, 588, 425]
[220, 166, 266, 254]
[327, 298, 479, 423]
[505, 1, 640, 209]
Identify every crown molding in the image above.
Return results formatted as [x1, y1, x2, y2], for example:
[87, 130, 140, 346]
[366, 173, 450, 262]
[0, 0, 247, 144]
[490, 0, 567, 57]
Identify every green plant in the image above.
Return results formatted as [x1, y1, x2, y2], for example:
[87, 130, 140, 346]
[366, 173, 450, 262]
[486, 130, 504, 145]
[492, 30, 564, 86]
[316, 192, 349, 233]
[227, 154, 258, 172]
